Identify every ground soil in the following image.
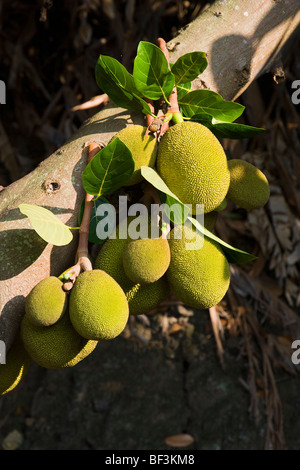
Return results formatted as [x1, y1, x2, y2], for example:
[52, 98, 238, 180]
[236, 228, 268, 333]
[1, 307, 300, 451]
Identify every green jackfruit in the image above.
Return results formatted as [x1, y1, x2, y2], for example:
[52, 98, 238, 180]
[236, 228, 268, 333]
[167, 223, 230, 309]
[0, 335, 31, 395]
[111, 125, 157, 186]
[122, 237, 171, 284]
[69, 269, 129, 341]
[126, 276, 169, 316]
[94, 217, 169, 315]
[21, 312, 98, 369]
[227, 159, 270, 210]
[156, 121, 230, 213]
[25, 276, 67, 327]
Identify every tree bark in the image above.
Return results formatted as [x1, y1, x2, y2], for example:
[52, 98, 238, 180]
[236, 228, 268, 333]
[170, 0, 300, 101]
[1, 0, 299, 351]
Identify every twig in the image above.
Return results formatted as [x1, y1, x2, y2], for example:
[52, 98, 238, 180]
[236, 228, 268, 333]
[70, 94, 110, 112]
[139, 182, 171, 239]
[145, 37, 183, 139]
[61, 142, 101, 290]
[157, 38, 183, 137]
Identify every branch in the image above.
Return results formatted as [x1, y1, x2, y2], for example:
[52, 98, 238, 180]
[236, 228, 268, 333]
[169, 0, 300, 100]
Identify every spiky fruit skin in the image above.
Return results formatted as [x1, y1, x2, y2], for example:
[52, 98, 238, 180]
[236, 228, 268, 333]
[0, 335, 31, 395]
[111, 125, 157, 186]
[156, 121, 230, 214]
[126, 276, 169, 315]
[227, 159, 270, 210]
[21, 312, 98, 369]
[167, 224, 230, 309]
[25, 276, 67, 327]
[122, 237, 171, 284]
[94, 218, 169, 315]
[69, 270, 129, 341]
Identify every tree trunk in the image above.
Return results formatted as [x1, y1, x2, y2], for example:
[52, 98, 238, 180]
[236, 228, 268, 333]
[171, 0, 300, 100]
[1, 0, 299, 351]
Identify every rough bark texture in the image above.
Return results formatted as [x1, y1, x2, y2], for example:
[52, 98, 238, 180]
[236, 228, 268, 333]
[0, 0, 299, 350]
[0, 106, 145, 350]
[170, 0, 300, 100]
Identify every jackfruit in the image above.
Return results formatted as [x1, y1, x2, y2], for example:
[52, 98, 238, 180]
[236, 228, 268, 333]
[69, 269, 129, 341]
[156, 121, 230, 213]
[25, 276, 67, 327]
[21, 312, 98, 369]
[227, 159, 270, 210]
[0, 335, 31, 395]
[122, 237, 171, 284]
[126, 276, 169, 316]
[167, 223, 230, 309]
[111, 125, 157, 186]
[94, 217, 169, 315]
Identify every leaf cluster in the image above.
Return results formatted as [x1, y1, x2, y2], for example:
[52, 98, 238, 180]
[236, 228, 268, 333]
[95, 41, 265, 139]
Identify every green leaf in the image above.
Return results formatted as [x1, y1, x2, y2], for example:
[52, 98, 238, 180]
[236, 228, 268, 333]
[188, 216, 258, 265]
[133, 41, 175, 102]
[19, 204, 73, 246]
[179, 90, 244, 122]
[158, 192, 190, 224]
[140, 167, 257, 264]
[176, 82, 191, 101]
[210, 118, 266, 139]
[191, 115, 266, 139]
[171, 51, 208, 85]
[95, 55, 154, 115]
[140, 166, 190, 224]
[82, 138, 134, 198]
[78, 196, 114, 244]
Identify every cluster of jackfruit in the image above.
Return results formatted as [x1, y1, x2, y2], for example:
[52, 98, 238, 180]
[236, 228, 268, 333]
[1, 270, 129, 394]
[104, 120, 270, 313]
[1, 120, 270, 395]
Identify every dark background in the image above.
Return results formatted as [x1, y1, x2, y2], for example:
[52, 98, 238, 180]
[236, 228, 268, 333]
[1, 0, 300, 451]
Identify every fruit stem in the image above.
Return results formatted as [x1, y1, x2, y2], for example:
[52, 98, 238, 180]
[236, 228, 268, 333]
[171, 112, 184, 124]
[145, 99, 156, 138]
[61, 142, 101, 288]
[156, 38, 184, 133]
[140, 182, 171, 239]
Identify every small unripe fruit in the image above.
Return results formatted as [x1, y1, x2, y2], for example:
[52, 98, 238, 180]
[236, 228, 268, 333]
[0, 336, 31, 395]
[111, 125, 157, 186]
[69, 270, 129, 341]
[122, 237, 171, 284]
[25, 276, 67, 327]
[21, 312, 98, 369]
[167, 224, 230, 309]
[227, 159, 270, 210]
